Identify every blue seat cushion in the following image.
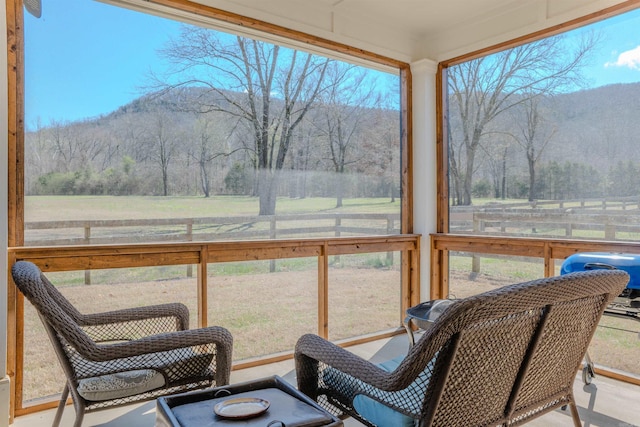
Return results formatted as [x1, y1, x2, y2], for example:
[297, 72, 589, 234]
[323, 354, 435, 427]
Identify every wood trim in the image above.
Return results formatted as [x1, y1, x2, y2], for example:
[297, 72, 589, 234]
[431, 233, 640, 259]
[6, 0, 24, 249]
[440, 0, 640, 67]
[318, 242, 329, 339]
[593, 367, 640, 386]
[543, 243, 554, 277]
[435, 63, 449, 234]
[6, 0, 22, 419]
[6, 252, 17, 421]
[197, 246, 208, 328]
[400, 64, 413, 235]
[9, 235, 420, 268]
[410, 243, 420, 308]
[145, 0, 407, 69]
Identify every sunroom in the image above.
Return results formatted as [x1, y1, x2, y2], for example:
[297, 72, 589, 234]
[2, 0, 640, 426]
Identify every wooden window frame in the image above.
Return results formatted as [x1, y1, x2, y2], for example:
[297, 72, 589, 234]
[434, 0, 640, 382]
[5, 0, 415, 417]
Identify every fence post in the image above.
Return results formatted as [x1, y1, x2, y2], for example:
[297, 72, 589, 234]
[84, 223, 91, 285]
[334, 216, 341, 264]
[471, 215, 482, 278]
[471, 255, 480, 279]
[605, 224, 616, 240]
[386, 217, 393, 265]
[186, 220, 193, 278]
[270, 216, 276, 272]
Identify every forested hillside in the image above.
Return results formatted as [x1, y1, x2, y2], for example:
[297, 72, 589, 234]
[25, 81, 640, 205]
[453, 82, 640, 202]
[25, 87, 400, 205]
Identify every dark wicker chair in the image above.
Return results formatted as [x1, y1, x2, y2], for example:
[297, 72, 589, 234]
[295, 270, 629, 427]
[12, 261, 233, 427]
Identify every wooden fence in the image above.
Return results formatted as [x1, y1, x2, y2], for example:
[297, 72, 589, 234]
[449, 198, 640, 274]
[24, 213, 400, 246]
[468, 210, 640, 239]
[24, 213, 401, 283]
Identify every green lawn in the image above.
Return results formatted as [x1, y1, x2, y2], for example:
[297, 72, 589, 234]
[25, 195, 400, 221]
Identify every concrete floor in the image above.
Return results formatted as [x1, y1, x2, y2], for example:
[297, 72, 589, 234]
[11, 335, 640, 427]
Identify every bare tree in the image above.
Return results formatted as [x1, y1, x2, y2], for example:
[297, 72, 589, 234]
[191, 112, 239, 197]
[316, 64, 379, 207]
[155, 27, 330, 214]
[509, 94, 556, 201]
[142, 110, 181, 196]
[447, 32, 596, 205]
[48, 120, 77, 172]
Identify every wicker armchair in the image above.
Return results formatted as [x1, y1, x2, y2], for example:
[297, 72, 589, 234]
[12, 261, 233, 427]
[295, 270, 629, 427]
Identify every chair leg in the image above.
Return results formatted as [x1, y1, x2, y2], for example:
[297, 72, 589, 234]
[53, 382, 86, 427]
[568, 401, 582, 427]
[52, 384, 69, 427]
[73, 410, 85, 427]
[70, 387, 86, 427]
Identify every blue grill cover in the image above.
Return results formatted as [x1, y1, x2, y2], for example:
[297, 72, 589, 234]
[560, 252, 639, 290]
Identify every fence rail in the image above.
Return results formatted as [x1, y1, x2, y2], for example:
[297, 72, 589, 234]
[450, 195, 640, 211]
[25, 213, 400, 246]
[467, 210, 640, 240]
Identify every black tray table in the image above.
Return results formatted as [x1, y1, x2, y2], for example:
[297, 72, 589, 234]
[156, 375, 342, 426]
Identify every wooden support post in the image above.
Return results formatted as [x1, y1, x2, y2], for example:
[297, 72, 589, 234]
[318, 243, 329, 339]
[197, 247, 208, 328]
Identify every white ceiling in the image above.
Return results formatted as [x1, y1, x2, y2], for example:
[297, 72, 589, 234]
[193, 0, 634, 63]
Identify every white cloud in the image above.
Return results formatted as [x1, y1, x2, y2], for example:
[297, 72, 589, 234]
[605, 45, 640, 70]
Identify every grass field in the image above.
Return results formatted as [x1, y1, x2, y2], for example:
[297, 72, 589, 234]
[25, 195, 400, 221]
[17, 195, 640, 401]
[20, 195, 405, 402]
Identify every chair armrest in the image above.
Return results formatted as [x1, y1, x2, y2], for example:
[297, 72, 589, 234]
[81, 325, 233, 362]
[295, 334, 398, 394]
[74, 326, 233, 386]
[77, 302, 190, 330]
[77, 303, 190, 342]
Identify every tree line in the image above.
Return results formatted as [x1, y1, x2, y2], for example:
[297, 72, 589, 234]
[446, 30, 640, 204]
[28, 24, 639, 212]
[25, 27, 401, 216]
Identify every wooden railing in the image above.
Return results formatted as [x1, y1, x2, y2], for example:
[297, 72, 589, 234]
[7, 234, 420, 415]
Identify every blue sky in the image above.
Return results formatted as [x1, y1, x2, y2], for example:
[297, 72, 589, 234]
[24, 0, 181, 128]
[580, 7, 640, 87]
[24, 1, 640, 128]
